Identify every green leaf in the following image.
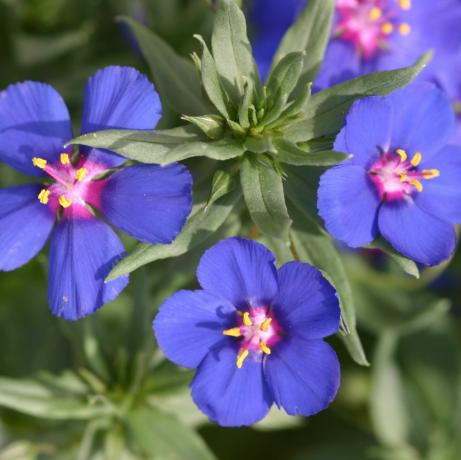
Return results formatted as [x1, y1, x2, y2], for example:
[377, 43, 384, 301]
[286, 52, 432, 142]
[272, 0, 334, 93]
[285, 168, 368, 366]
[274, 139, 351, 166]
[71, 126, 244, 165]
[207, 170, 236, 207]
[182, 114, 225, 139]
[127, 406, 216, 460]
[118, 17, 211, 116]
[366, 237, 420, 278]
[107, 187, 241, 280]
[194, 34, 231, 118]
[371, 332, 411, 446]
[0, 373, 114, 420]
[240, 155, 292, 241]
[212, 0, 259, 100]
[238, 79, 255, 128]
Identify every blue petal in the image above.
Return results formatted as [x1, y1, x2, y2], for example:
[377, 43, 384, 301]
[190, 343, 273, 426]
[414, 145, 461, 223]
[154, 290, 236, 369]
[333, 126, 347, 153]
[386, 83, 456, 159]
[264, 337, 340, 416]
[344, 97, 393, 166]
[80, 66, 162, 168]
[48, 217, 128, 320]
[0, 82, 72, 177]
[97, 163, 192, 244]
[314, 40, 361, 91]
[318, 164, 380, 247]
[272, 262, 340, 340]
[196, 238, 279, 309]
[378, 200, 456, 266]
[0, 184, 55, 271]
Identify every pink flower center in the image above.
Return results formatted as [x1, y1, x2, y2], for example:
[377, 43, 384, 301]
[368, 148, 440, 202]
[32, 153, 107, 218]
[222, 306, 283, 369]
[335, 0, 412, 59]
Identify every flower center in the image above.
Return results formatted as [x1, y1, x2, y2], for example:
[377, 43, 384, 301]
[368, 148, 440, 202]
[335, 0, 411, 59]
[222, 307, 283, 369]
[32, 154, 107, 215]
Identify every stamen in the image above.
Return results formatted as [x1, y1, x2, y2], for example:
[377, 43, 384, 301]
[409, 179, 423, 192]
[260, 317, 272, 331]
[223, 327, 241, 337]
[259, 341, 271, 355]
[76, 168, 88, 182]
[59, 195, 72, 208]
[410, 152, 422, 167]
[381, 22, 394, 35]
[243, 312, 253, 326]
[38, 189, 50, 205]
[399, 0, 411, 10]
[32, 157, 47, 169]
[236, 349, 249, 369]
[400, 173, 408, 182]
[422, 169, 440, 179]
[369, 7, 382, 21]
[395, 149, 407, 162]
[60, 153, 70, 165]
[399, 23, 411, 36]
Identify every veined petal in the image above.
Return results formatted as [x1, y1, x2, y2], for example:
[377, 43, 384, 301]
[0, 184, 55, 271]
[378, 199, 456, 266]
[318, 164, 380, 248]
[0, 82, 72, 177]
[191, 343, 273, 426]
[80, 66, 162, 168]
[264, 337, 340, 416]
[48, 216, 128, 320]
[386, 83, 455, 160]
[272, 262, 340, 340]
[154, 290, 237, 369]
[96, 163, 192, 244]
[344, 97, 393, 167]
[414, 145, 461, 223]
[197, 238, 279, 309]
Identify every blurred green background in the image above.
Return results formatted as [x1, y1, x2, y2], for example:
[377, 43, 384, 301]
[1, 1, 461, 459]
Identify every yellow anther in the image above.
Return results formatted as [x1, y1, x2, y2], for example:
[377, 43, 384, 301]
[236, 349, 249, 369]
[381, 22, 394, 35]
[409, 179, 423, 192]
[400, 173, 408, 183]
[60, 153, 70, 165]
[76, 168, 88, 182]
[422, 169, 440, 179]
[410, 152, 422, 167]
[395, 149, 408, 162]
[399, 0, 411, 10]
[260, 317, 272, 331]
[38, 189, 50, 205]
[223, 327, 241, 337]
[59, 195, 72, 208]
[32, 157, 47, 169]
[399, 23, 411, 36]
[369, 7, 382, 21]
[243, 312, 253, 326]
[259, 341, 271, 355]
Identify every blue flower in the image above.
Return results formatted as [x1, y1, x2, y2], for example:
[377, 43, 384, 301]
[154, 238, 340, 427]
[317, 83, 461, 266]
[0, 66, 193, 320]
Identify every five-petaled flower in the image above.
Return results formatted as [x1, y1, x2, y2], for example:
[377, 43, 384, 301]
[0, 66, 192, 320]
[318, 83, 461, 266]
[154, 238, 341, 427]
